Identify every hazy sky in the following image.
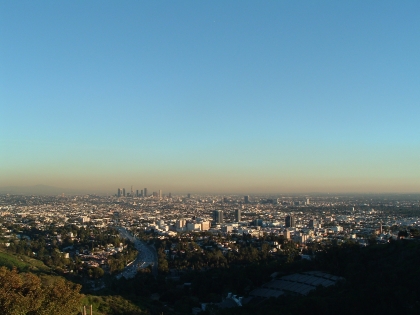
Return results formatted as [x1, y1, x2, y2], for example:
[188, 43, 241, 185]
[1, 1, 419, 194]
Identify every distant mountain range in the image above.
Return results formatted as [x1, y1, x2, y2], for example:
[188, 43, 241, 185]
[0, 185, 106, 196]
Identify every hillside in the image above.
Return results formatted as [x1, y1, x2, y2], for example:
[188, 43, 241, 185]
[0, 250, 52, 274]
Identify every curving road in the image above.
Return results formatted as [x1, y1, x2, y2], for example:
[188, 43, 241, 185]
[115, 227, 158, 278]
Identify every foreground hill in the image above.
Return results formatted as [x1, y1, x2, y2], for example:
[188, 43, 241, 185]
[0, 266, 82, 315]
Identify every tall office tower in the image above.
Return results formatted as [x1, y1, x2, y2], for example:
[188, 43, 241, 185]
[213, 210, 223, 224]
[123, 188, 126, 197]
[117, 188, 121, 197]
[144, 188, 147, 197]
[285, 215, 295, 228]
[187, 193, 191, 198]
[131, 186, 133, 196]
[176, 218, 186, 229]
[159, 190, 162, 199]
[309, 219, 317, 228]
[136, 190, 139, 197]
[234, 209, 241, 222]
[168, 192, 172, 198]
[306, 198, 310, 205]
[244, 195, 250, 204]
[140, 189, 143, 197]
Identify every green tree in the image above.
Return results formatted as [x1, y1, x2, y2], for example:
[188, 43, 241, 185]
[0, 267, 43, 315]
[92, 267, 105, 279]
[33, 277, 82, 315]
[0, 267, 82, 315]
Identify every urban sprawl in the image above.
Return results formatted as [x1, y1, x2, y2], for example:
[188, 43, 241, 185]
[2, 190, 419, 253]
[1, 190, 420, 310]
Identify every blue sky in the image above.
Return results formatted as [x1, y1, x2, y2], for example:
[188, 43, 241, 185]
[1, 1, 419, 194]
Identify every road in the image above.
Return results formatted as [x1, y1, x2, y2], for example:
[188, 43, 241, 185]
[115, 227, 158, 279]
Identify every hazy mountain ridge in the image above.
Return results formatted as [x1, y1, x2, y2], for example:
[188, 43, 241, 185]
[0, 185, 103, 196]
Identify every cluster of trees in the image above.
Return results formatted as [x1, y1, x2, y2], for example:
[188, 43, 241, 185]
[153, 233, 295, 273]
[5, 238, 71, 271]
[2, 224, 137, 278]
[5, 224, 126, 256]
[107, 268, 159, 297]
[107, 247, 138, 275]
[0, 266, 82, 315]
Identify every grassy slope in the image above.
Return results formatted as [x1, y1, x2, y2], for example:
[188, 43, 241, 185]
[82, 295, 148, 315]
[0, 250, 52, 273]
[0, 251, 28, 270]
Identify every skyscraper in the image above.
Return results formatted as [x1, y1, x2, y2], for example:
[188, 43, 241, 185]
[244, 195, 249, 204]
[123, 188, 126, 197]
[176, 218, 186, 229]
[235, 209, 241, 222]
[213, 210, 223, 224]
[285, 215, 295, 228]
[309, 219, 317, 228]
[117, 188, 121, 197]
[159, 190, 162, 199]
[144, 188, 147, 197]
[136, 190, 139, 197]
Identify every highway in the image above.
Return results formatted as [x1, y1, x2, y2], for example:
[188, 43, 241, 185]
[115, 227, 158, 279]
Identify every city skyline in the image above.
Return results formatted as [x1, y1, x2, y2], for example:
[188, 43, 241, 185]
[1, 184, 420, 197]
[1, 1, 419, 194]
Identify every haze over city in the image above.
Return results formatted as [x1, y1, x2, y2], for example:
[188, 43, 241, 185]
[1, 1, 419, 194]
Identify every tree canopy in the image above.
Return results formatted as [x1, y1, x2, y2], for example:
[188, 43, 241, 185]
[0, 267, 82, 315]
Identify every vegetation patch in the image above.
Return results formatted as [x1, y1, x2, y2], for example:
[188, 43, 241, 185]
[0, 251, 28, 270]
[0, 250, 52, 274]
